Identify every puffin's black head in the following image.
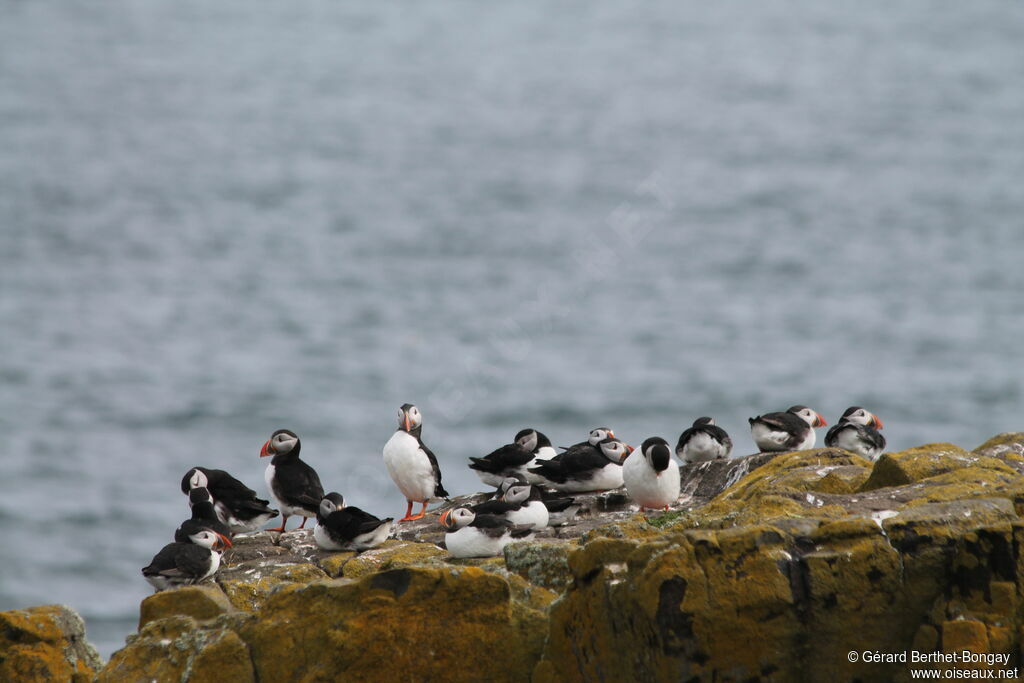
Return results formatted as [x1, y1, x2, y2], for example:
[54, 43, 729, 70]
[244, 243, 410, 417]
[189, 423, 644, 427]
[498, 476, 528, 496]
[187, 528, 232, 550]
[693, 417, 715, 427]
[319, 491, 346, 519]
[641, 437, 672, 473]
[514, 428, 538, 452]
[589, 427, 615, 445]
[188, 487, 214, 507]
[260, 429, 300, 459]
[787, 406, 827, 428]
[598, 437, 632, 464]
[181, 467, 208, 494]
[840, 406, 883, 429]
[397, 404, 422, 433]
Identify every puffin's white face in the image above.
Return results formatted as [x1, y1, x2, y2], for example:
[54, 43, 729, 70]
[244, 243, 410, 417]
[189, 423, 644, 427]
[502, 485, 531, 504]
[266, 431, 299, 457]
[499, 477, 524, 495]
[843, 408, 883, 429]
[515, 430, 538, 453]
[791, 407, 827, 428]
[188, 529, 229, 550]
[589, 428, 614, 445]
[398, 405, 422, 431]
[439, 507, 475, 530]
[188, 469, 208, 490]
[599, 439, 631, 464]
[319, 498, 338, 518]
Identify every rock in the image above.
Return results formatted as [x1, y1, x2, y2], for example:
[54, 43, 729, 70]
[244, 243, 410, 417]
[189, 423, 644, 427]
[860, 443, 1013, 490]
[337, 539, 448, 578]
[0, 604, 101, 682]
[99, 614, 255, 683]
[240, 566, 550, 682]
[139, 584, 233, 628]
[504, 540, 575, 590]
[217, 562, 328, 612]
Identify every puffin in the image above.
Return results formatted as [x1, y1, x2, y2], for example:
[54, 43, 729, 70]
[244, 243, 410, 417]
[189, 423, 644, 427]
[471, 481, 549, 528]
[180, 467, 278, 534]
[467, 430, 538, 488]
[676, 417, 733, 463]
[494, 477, 578, 527]
[527, 437, 631, 492]
[259, 429, 325, 532]
[517, 429, 557, 461]
[438, 507, 534, 558]
[382, 403, 449, 521]
[174, 487, 233, 543]
[142, 529, 230, 592]
[824, 406, 886, 460]
[314, 492, 394, 551]
[623, 436, 681, 512]
[748, 405, 828, 452]
[558, 427, 615, 456]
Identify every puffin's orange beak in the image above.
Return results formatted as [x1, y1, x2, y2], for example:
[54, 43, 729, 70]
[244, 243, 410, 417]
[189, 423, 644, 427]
[403, 413, 411, 432]
[872, 414, 884, 429]
[607, 430, 615, 438]
[815, 413, 828, 427]
[259, 441, 271, 458]
[215, 532, 233, 550]
[438, 510, 451, 528]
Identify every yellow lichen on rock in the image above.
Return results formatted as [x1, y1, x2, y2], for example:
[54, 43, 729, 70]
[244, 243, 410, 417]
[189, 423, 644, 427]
[240, 565, 550, 682]
[0, 604, 101, 683]
[338, 538, 447, 579]
[139, 584, 233, 627]
[217, 562, 328, 612]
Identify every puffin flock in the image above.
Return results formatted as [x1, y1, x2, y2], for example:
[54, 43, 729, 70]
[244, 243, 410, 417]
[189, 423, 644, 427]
[142, 402, 885, 590]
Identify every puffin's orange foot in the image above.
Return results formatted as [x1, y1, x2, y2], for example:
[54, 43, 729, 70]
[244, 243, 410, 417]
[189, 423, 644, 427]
[408, 512, 426, 520]
[398, 515, 416, 522]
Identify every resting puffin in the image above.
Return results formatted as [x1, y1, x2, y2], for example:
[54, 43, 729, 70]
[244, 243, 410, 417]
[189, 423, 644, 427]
[142, 529, 230, 592]
[439, 507, 534, 558]
[174, 487, 233, 543]
[471, 481, 549, 528]
[382, 403, 449, 521]
[494, 476, 578, 526]
[468, 428, 553, 488]
[676, 417, 733, 463]
[558, 427, 615, 456]
[260, 429, 325, 532]
[180, 467, 278, 534]
[825, 406, 886, 460]
[314, 492, 394, 551]
[528, 437, 631, 492]
[748, 405, 828, 452]
[623, 436, 681, 512]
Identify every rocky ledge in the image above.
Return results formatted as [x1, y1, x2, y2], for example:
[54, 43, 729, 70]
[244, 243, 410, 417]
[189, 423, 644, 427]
[6, 433, 1024, 681]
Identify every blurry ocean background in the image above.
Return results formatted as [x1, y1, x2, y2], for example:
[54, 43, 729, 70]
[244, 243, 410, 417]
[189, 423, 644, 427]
[2, 0, 1023, 659]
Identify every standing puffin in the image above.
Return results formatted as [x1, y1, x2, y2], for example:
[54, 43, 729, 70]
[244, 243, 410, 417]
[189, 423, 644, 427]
[528, 437, 631, 492]
[438, 507, 534, 558]
[314, 492, 394, 551]
[748, 405, 828, 452]
[382, 403, 449, 522]
[142, 529, 230, 592]
[825, 406, 886, 460]
[174, 487, 233, 543]
[676, 417, 733, 463]
[180, 467, 278, 534]
[623, 436, 681, 512]
[466, 430, 544, 489]
[260, 429, 325, 532]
